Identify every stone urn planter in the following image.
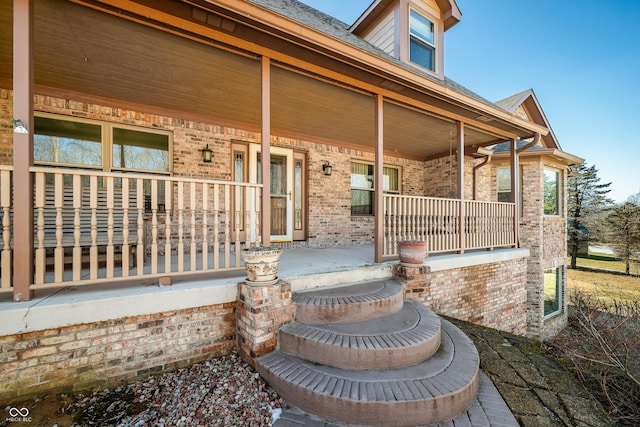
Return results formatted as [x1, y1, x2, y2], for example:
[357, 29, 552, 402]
[242, 246, 283, 285]
[397, 240, 427, 266]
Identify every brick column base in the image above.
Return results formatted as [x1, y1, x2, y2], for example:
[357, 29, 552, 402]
[393, 263, 430, 300]
[236, 280, 295, 367]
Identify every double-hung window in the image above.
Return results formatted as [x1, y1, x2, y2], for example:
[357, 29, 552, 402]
[409, 9, 436, 72]
[351, 162, 399, 215]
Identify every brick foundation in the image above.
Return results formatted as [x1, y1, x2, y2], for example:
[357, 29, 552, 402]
[0, 303, 236, 402]
[236, 280, 295, 366]
[394, 258, 528, 336]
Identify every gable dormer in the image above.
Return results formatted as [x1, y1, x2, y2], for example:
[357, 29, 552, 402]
[350, 0, 461, 79]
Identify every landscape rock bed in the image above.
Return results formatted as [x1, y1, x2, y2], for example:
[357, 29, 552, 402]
[2, 351, 282, 427]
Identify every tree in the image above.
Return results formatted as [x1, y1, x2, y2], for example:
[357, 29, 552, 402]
[606, 200, 640, 274]
[567, 163, 613, 269]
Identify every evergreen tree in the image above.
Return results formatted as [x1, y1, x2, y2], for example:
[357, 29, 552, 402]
[605, 201, 640, 274]
[567, 163, 613, 268]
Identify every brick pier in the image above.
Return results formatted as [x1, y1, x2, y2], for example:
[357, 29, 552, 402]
[236, 280, 295, 366]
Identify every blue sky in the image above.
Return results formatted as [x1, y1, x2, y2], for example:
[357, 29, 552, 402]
[299, 0, 640, 203]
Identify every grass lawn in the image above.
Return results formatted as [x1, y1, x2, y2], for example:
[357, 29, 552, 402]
[569, 251, 640, 275]
[567, 250, 640, 305]
[567, 268, 640, 304]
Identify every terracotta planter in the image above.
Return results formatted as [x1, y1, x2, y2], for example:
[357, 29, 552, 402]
[397, 240, 427, 265]
[242, 247, 283, 285]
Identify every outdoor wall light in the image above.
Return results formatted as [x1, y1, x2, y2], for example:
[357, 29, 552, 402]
[322, 161, 332, 176]
[12, 119, 28, 134]
[202, 144, 213, 163]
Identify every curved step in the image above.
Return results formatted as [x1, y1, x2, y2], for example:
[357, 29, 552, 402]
[293, 279, 404, 323]
[279, 300, 441, 370]
[258, 319, 480, 427]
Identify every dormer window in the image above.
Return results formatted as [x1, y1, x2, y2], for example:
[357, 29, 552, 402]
[409, 9, 436, 72]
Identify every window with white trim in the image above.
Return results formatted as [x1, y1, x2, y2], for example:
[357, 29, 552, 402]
[409, 9, 436, 72]
[351, 162, 399, 215]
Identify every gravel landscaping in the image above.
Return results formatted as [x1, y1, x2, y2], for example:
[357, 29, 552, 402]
[2, 351, 282, 427]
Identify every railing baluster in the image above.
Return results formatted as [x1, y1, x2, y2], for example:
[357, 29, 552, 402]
[233, 187, 242, 265]
[177, 181, 184, 273]
[164, 180, 172, 274]
[225, 184, 233, 267]
[202, 183, 209, 270]
[122, 177, 130, 277]
[106, 176, 115, 278]
[136, 179, 144, 276]
[213, 183, 220, 270]
[151, 179, 158, 274]
[190, 182, 196, 271]
[255, 186, 262, 246]
[53, 173, 64, 282]
[89, 175, 98, 280]
[1, 170, 11, 289]
[72, 175, 81, 281]
[34, 172, 45, 285]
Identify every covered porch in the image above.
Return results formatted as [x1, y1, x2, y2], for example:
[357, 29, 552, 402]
[2, 0, 546, 302]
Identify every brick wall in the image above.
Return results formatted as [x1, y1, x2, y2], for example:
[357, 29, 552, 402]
[0, 89, 12, 165]
[396, 256, 528, 336]
[0, 303, 235, 402]
[513, 159, 569, 338]
[423, 155, 457, 198]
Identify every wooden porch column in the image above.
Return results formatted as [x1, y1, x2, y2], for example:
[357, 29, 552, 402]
[260, 56, 271, 247]
[456, 121, 465, 254]
[12, 0, 34, 301]
[374, 95, 384, 263]
[510, 139, 519, 247]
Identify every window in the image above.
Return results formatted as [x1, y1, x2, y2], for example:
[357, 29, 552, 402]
[497, 167, 512, 203]
[544, 267, 564, 318]
[35, 113, 171, 211]
[35, 114, 170, 174]
[544, 168, 560, 216]
[351, 162, 399, 215]
[112, 127, 169, 173]
[35, 116, 103, 167]
[409, 9, 436, 72]
[496, 166, 523, 213]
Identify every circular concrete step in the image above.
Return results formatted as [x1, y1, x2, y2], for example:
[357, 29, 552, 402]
[293, 279, 404, 323]
[279, 300, 441, 370]
[257, 319, 480, 427]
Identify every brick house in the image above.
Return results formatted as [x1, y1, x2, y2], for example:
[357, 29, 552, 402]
[0, 0, 582, 400]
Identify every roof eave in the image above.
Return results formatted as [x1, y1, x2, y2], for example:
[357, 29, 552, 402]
[493, 148, 584, 166]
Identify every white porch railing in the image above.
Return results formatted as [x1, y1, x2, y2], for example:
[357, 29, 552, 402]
[0, 166, 262, 293]
[384, 194, 516, 256]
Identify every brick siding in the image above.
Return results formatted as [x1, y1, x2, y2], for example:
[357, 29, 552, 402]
[0, 303, 235, 402]
[395, 257, 528, 335]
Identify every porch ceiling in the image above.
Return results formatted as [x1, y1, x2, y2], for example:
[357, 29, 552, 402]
[1, 0, 503, 160]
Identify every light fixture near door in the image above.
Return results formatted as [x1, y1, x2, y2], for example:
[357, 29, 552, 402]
[202, 144, 213, 163]
[322, 161, 332, 176]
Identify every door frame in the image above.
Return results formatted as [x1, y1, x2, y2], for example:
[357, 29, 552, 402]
[249, 144, 294, 242]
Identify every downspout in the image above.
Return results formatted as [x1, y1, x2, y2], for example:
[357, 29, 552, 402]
[516, 132, 541, 154]
[472, 154, 492, 201]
